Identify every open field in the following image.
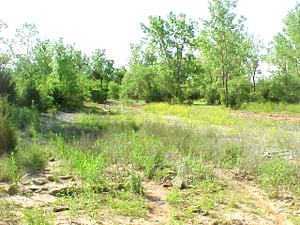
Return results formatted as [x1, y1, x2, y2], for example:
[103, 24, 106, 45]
[1, 102, 300, 224]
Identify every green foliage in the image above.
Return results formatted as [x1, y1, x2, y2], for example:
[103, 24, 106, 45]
[0, 65, 15, 102]
[15, 144, 48, 172]
[108, 81, 121, 99]
[199, 0, 258, 107]
[9, 105, 40, 130]
[129, 173, 144, 195]
[23, 208, 51, 225]
[0, 97, 17, 156]
[267, 3, 300, 104]
[259, 159, 300, 197]
[121, 65, 162, 102]
[87, 79, 108, 103]
[241, 102, 300, 113]
[205, 85, 221, 105]
[49, 40, 86, 109]
[0, 156, 18, 182]
[140, 12, 199, 102]
[221, 145, 242, 167]
[226, 77, 252, 108]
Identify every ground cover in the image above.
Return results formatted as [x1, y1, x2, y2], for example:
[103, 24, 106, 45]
[1, 102, 300, 224]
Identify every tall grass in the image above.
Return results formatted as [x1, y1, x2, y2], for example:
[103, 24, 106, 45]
[241, 102, 300, 113]
[143, 103, 237, 125]
[0, 97, 17, 156]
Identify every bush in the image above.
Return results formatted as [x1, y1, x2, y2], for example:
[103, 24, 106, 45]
[108, 81, 120, 99]
[9, 106, 40, 130]
[0, 97, 17, 156]
[15, 145, 47, 172]
[0, 69, 15, 102]
[88, 80, 108, 103]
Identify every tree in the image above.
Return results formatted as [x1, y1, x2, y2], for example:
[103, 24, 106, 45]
[49, 39, 87, 109]
[199, 0, 255, 107]
[89, 49, 115, 103]
[141, 12, 198, 102]
[121, 65, 161, 102]
[267, 3, 300, 103]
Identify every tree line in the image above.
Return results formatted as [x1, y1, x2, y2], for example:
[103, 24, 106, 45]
[1, 0, 300, 111]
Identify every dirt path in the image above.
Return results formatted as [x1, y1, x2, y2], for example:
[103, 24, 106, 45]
[143, 181, 171, 224]
[130, 181, 171, 225]
[214, 168, 294, 225]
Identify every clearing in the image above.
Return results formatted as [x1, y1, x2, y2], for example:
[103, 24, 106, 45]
[1, 103, 300, 224]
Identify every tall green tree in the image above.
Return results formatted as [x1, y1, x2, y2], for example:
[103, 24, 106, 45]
[267, 3, 300, 103]
[88, 49, 115, 103]
[199, 0, 255, 107]
[141, 12, 198, 102]
[49, 39, 87, 109]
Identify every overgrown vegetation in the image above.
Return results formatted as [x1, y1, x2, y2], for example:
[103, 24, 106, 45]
[0, 97, 17, 156]
[1, 102, 300, 223]
[1, 0, 300, 223]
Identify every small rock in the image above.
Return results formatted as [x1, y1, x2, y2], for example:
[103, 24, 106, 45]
[20, 181, 30, 185]
[0, 184, 18, 195]
[45, 174, 55, 182]
[32, 178, 47, 185]
[53, 206, 70, 212]
[162, 181, 173, 187]
[172, 177, 189, 189]
[50, 186, 68, 195]
[161, 175, 173, 187]
[44, 168, 51, 173]
[27, 185, 49, 192]
[59, 175, 73, 180]
[49, 158, 56, 162]
[7, 185, 18, 195]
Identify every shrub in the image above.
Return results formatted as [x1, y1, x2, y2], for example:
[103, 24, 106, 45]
[108, 81, 120, 99]
[15, 144, 47, 172]
[0, 69, 15, 102]
[9, 106, 40, 130]
[0, 97, 17, 156]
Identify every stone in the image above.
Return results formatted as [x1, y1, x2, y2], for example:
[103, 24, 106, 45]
[50, 186, 68, 195]
[45, 174, 55, 182]
[53, 206, 70, 212]
[0, 184, 18, 195]
[172, 177, 189, 189]
[6, 185, 18, 195]
[27, 185, 49, 192]
[44, 168, 51, 173]
[32, 178, 47, 185]
[59, 175, 73, 180]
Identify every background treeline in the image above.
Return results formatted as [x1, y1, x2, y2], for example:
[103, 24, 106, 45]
[1, 0, 300, 112]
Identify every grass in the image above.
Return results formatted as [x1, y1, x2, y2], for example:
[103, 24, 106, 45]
[241, 102, 300, 113]
[1, 102, 300, 223]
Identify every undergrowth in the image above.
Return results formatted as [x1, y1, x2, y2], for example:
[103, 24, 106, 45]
[1, 102, 300, 223]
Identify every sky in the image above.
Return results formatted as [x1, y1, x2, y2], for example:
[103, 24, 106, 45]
[0, 0, 297, 67]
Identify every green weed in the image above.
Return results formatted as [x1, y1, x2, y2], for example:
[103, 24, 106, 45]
[23, 207, 51, 225]
[0, 156, 18, 182]
[241, 102, 300, 113]
[259, 158, 300, 197]
[108, 191, 148, 217]
[15, 143, 48, 173]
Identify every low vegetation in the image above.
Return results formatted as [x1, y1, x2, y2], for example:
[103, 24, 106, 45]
[1, 0, 300, 223]
[1, 102, 300, 224]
